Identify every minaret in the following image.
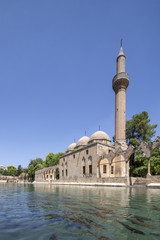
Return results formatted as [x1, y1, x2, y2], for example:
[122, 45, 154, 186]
[112, 43, 129, 148]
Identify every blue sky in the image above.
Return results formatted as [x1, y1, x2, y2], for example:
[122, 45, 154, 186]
[0, 0, 160, 168]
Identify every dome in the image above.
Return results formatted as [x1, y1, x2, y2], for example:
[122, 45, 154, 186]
[76, 136, 89, 148]
[90, 131, 111, 142]
[66, 143, 76, 153]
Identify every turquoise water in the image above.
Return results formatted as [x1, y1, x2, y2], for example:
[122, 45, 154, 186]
[0, 184, 160, 240]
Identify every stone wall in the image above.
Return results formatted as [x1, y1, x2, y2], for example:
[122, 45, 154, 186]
[35, 142, 130, 183]
[35, 166, 59, 182]
[59, 144, 99, 180]
[0, 175, 29, 183]
[147, 175, 160, 184]
[50, 177, 128, 185]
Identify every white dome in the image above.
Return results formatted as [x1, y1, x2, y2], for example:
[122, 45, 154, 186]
[66, 143, 76, 152]
[76, 136, 89, 148]
[90, 131, 111, 142]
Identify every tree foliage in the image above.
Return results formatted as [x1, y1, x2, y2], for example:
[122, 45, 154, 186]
[151, 148, 160, 175]
[8, 166, 17, 176]
[28, 158, 44, 181]
[17, 165, 23, 176]
[126, 111, 157, 147]
[126, 111, 158, 177]
[44, 152, 64, 167]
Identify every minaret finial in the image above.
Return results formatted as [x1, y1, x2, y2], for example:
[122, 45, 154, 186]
[121, 39, 122, 47]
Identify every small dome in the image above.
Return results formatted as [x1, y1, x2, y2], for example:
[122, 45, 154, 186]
[76, 136, 89, 148]
[66, 143, 76, 152]
[90, 131, 111, 142]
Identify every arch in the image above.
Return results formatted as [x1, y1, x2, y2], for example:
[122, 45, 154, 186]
[82, 157, 86, 166]
[82, 157, 86, 175]
[134, 138, 160, 177]
[88, 156, 92, 165]
[97, 150, 115, 167]
[88, 156, 92, 175]
[65, 162, 68, 177]
[99, 158, 110, 178]
[56, 168, 59, 179]
[61, 163, 64, 177]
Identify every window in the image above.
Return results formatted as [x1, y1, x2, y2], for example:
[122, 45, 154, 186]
[63, 158, 65, 161]
[50, 175, 52, 179]
[66, 169, 68, 176]
[62, 170, 64, 176]
[73, 154, 75, 159]
[86, 150, 88, 155]
[103, 165, 107, 174]
[109, 150, 111, 153]
[111, 166, 114, 174]
[83, 166, 85, 175]
[47, 175, 48, 178]
[89, 165, 92, 175]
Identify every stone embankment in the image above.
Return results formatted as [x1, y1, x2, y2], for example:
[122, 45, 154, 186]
[34, 175, 160, 187]
[0, 174, 29, 183]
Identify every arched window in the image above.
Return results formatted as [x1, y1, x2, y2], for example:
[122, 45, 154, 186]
[56, 168, 59, 179]
[65, 162, 68, 176]
[111, 166, 114, 174]
[62, 163, 64, 177]
[88, 156, 92, 175]
[103, 165, 107, 173]
[82, 157, 86, 175]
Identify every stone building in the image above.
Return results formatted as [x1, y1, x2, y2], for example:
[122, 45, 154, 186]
[35, 45, 132, 184]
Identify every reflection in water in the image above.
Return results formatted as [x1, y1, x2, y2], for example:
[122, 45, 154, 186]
[0, 183, 160, 240]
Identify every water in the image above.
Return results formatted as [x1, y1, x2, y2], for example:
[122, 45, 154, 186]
[0, 184, 160, 240]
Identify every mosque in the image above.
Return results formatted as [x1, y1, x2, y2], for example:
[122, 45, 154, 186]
[35, 45, 160, 186]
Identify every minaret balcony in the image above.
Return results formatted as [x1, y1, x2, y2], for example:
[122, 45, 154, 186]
[112, 72, 129, 92]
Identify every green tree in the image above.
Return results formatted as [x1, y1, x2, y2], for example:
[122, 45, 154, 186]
[0, 168, 5, 175]
[28, 158, 44, 181]
[44, 152, 64, 167]
[17, 165, 23, 176]
[8, 166, 17, 176]
[151, 148, 160, 175]
[126, 111, 157, 147]
[126, 111, 158, 177]
[21, 168, 28, 174]
[0, 169, 9, 176]
[130, 154, 148, 177]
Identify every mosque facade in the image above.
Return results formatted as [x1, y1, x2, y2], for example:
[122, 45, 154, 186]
[35, 45, 133, 185]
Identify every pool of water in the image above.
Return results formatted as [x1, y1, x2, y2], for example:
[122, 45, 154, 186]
[0, 184, 160, 240]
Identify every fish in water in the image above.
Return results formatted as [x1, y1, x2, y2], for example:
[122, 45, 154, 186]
[128, 214, 151, 222]
[152, 206, 160, 211]
[98, 237, 111, 240]
[116, 219, 145, 235]
[127, 218, 156, 230]
[94, 206, 115, 214]
[150, 232, 160, 237]
[49, 233, 58, 240]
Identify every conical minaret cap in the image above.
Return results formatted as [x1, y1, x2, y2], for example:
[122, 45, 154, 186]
[118, 46, 125, 58]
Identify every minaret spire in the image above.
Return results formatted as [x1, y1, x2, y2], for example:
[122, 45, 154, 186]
[112, 44, 129, 148]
